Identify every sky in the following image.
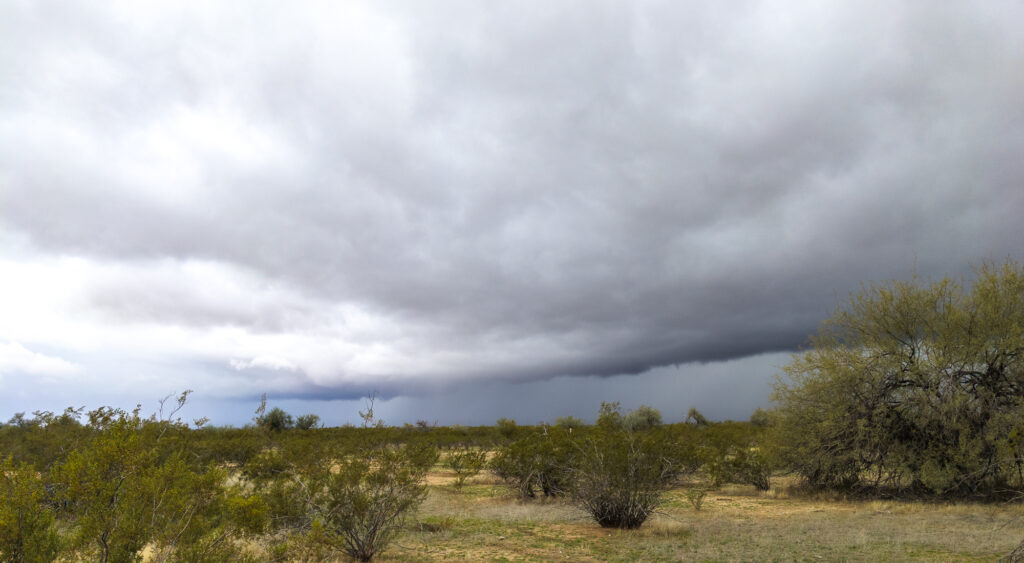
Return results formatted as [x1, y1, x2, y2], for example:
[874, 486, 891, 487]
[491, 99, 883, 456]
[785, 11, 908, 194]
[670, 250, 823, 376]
[1, 1, 1022, 427]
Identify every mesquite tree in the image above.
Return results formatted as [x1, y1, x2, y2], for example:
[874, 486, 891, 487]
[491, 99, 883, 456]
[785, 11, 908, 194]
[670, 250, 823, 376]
[773, 261, 1024, 496]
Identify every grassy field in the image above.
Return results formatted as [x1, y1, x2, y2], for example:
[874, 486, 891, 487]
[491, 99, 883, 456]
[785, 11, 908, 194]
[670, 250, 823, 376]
[331, 470, 1024, 562]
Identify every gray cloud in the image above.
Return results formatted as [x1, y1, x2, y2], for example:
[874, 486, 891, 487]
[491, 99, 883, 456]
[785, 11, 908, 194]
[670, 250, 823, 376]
[2, 1, 1023, 420]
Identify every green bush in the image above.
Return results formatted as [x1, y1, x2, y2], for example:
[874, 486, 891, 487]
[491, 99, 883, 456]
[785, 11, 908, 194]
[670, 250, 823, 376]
[568, 422, 678, 529]
[53, 398, 255, 563]
[490, 428, 574, 498]
[252, 441, 437, 562]
[444, 446, 488, 491]
[0, 457, 61, 563]
[698, 423, 774, 490]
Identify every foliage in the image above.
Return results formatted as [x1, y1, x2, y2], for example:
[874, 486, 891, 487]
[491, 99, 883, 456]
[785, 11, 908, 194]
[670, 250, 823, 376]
[749, 407, 775, 427]
[255, 442, 437, 562]
[495, 418, 518, 441]
[567, 419, 679, 529]
[622, 405, 663, 432]
[698, 423, 774, 490]
[595, 402, 624, 430]
[686, 407, 710, 426]
[490, 428, 574, 498]
[773, 261, 1024, 496]
[261, 408, 295, 432]
[0, 408, 88, 470]
[295, 414, 321, 431]
[444, 446, 488, 491]
[0, 456, 61, 563]
[52, 394, 257, 563]
[685, 487, 707, 511]
[554, 415, 586, 430]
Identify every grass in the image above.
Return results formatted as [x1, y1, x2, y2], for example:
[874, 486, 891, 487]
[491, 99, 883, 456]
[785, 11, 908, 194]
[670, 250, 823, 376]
[359, 472, 1024, 562]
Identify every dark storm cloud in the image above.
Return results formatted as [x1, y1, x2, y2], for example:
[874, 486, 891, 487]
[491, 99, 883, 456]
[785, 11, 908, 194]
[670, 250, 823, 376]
[2, 1, 1023, 403]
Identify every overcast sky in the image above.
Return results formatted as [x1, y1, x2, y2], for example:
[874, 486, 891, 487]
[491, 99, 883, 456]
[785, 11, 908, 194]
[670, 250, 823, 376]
[2, 1, 1022, 426]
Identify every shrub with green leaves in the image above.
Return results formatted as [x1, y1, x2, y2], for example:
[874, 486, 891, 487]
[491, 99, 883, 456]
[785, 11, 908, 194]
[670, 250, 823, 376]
[54, 398, 257, 563]
[254, 442, 437, 562]
[698, 422, 774, 490]
[0, 456, 61, 563]
[444, 446, 488, 491]
[568, 408, 679, 529]
[490, 428, 574, 498]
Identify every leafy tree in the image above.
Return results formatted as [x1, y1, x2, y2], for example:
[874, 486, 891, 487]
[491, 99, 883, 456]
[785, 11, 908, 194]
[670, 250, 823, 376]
[295, 414, 321, 431]
[623, 405, 663, 432]
[773, 261, 1024, 496]
[596, 402, 624, 430]
[261, 408, 294, 432]
[685, 407, 710, 426]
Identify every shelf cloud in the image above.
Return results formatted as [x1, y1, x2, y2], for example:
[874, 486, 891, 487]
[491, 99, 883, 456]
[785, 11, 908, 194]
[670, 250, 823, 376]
[2, 1, 1022, 424]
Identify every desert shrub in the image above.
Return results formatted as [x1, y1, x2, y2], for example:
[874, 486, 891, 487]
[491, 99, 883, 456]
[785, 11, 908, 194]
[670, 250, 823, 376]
[722, 446, 772, 491]
[685, 487, 707, 511]
[774, 261, 1024, 496]
[313, 444, 436, 561]
[698, 423, 774, 490]
[0, 456, 61, 563]
[257, 442, 437, 562]
[568, 421, 678, 529]
[54, 397, 253, 563]
[490, 428, 574, 498]
[54, 407, 168, 561]
[444, 446, 488, 491]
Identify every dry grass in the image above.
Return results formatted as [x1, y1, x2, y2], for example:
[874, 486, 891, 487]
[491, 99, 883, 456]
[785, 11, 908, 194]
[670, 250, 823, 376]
[357, 471, 1024, 562]
[222, 470, 1023, 561]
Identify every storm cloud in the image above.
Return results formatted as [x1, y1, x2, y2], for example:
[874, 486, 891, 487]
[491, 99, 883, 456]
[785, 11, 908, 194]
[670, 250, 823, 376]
[2, 1, 1022, 423]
